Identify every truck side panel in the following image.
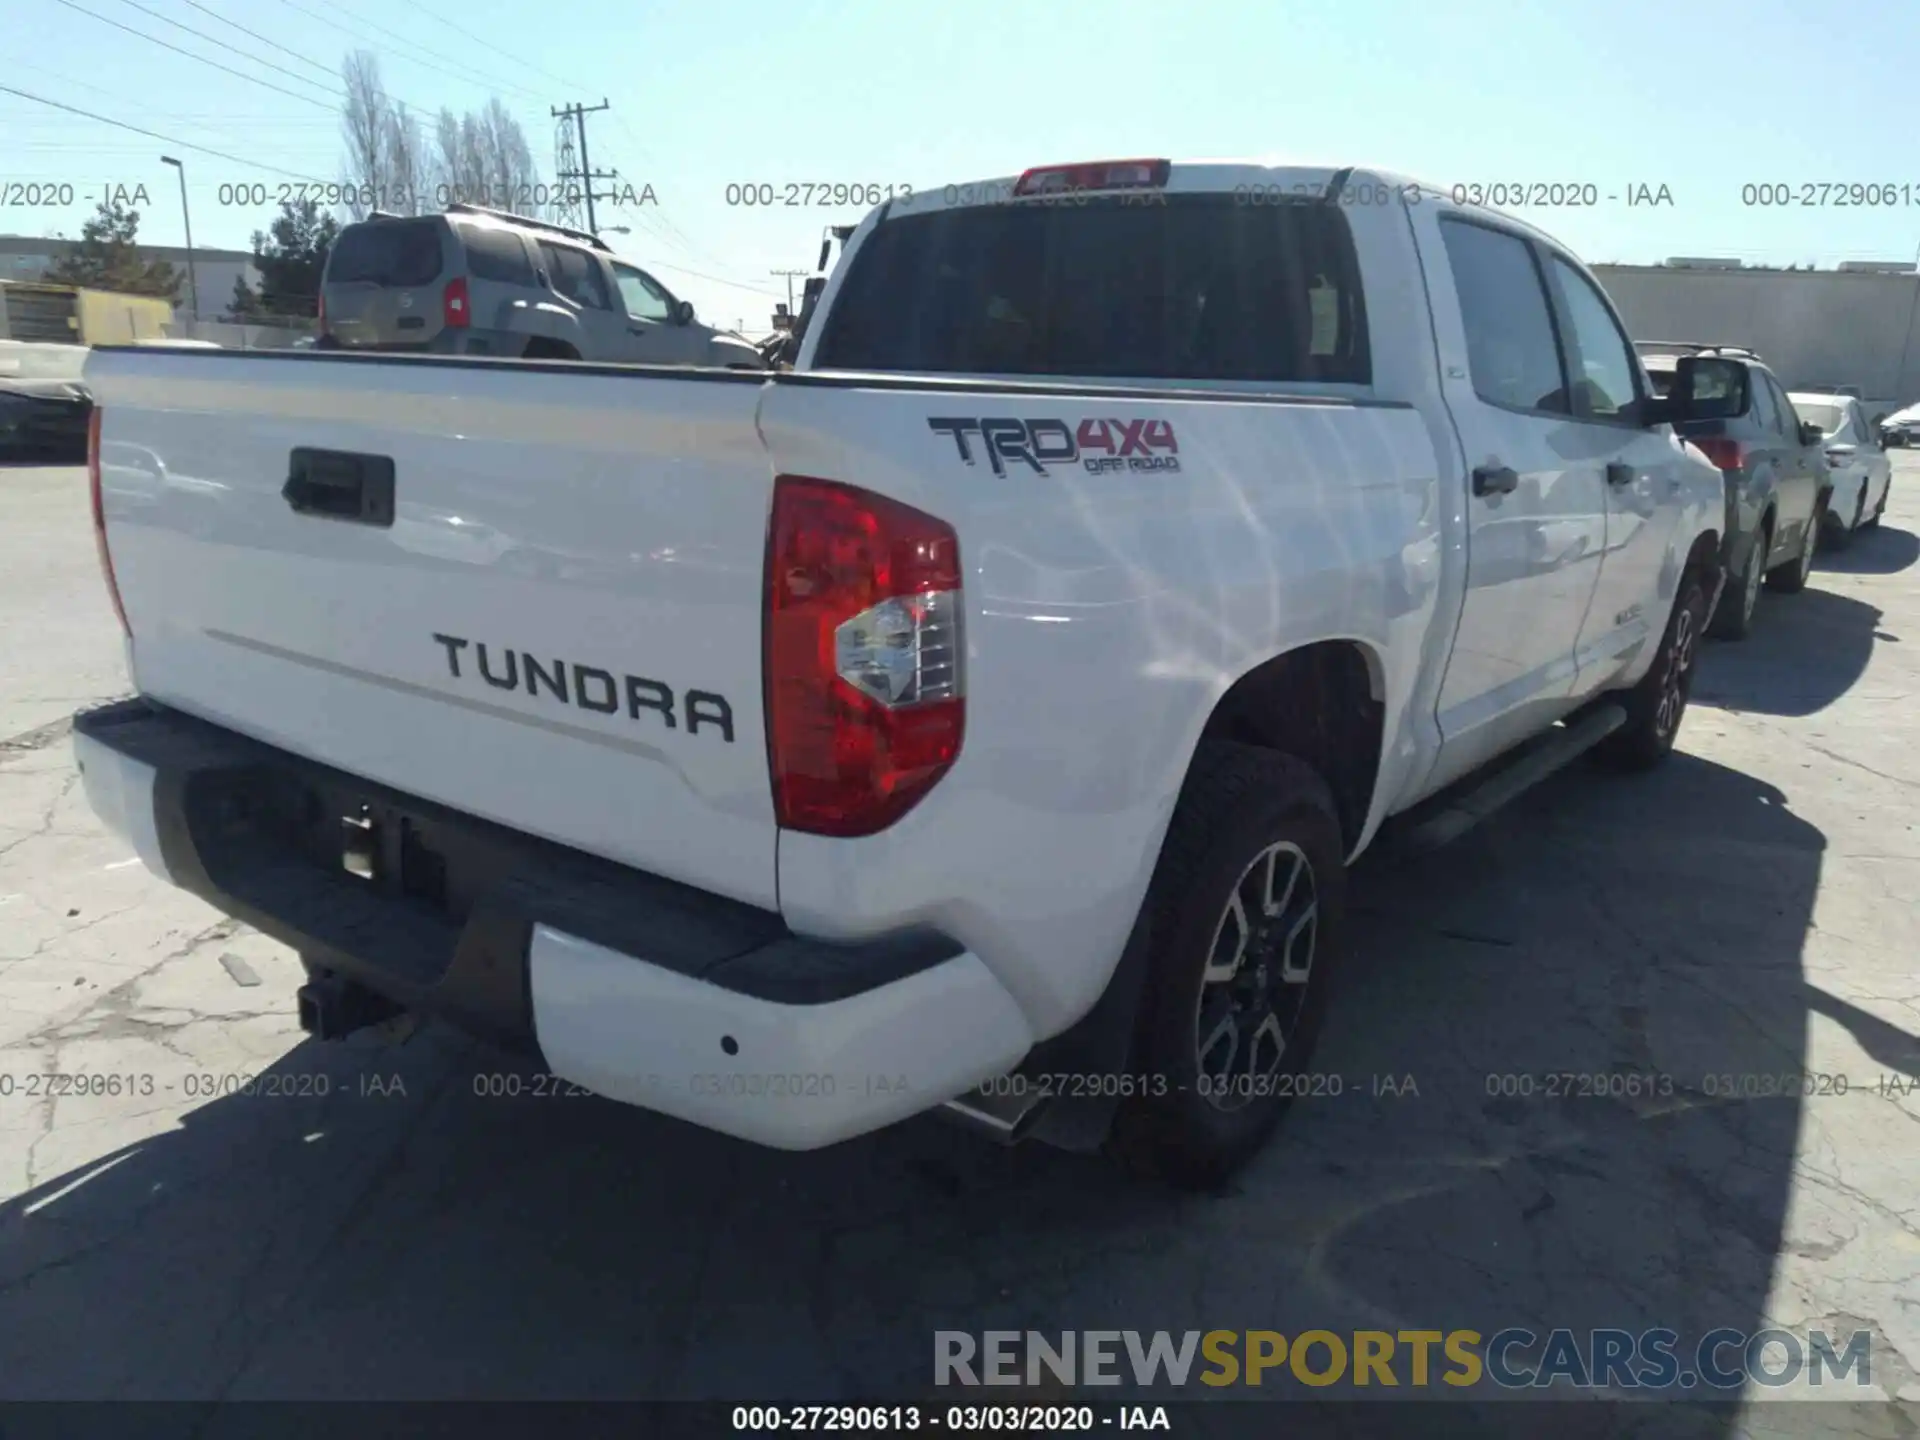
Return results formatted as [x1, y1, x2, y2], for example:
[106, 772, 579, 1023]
[759, 378, 1442, 1040]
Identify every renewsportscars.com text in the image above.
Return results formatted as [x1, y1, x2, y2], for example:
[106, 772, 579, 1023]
[935, 1328, 1873, 1392]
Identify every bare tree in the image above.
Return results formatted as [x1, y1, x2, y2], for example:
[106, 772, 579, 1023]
[340, 51, 386, 219]
[384, 101, 429, 216]
[431, 98, 549, 217]
[338, 52, 433, 217]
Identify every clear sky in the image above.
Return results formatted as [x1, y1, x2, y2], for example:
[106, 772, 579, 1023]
[8, 0, 1920, 330]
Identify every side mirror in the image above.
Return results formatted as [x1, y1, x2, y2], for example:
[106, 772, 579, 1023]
[1669, 354, 1749, 423]
[672, 299, 695, 326]
[1798, 421, 1824, 447]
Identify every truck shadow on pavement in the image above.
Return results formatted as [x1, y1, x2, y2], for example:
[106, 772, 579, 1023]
[1815, 522, 1919, 577]
[0, 738, 1909, 1427]
[1695, 586, 1886, 717]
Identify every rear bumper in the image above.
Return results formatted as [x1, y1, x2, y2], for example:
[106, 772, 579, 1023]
[72, 699, 1034, 1148]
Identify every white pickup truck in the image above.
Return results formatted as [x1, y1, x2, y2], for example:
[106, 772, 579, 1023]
[75, 160, 1727, 1187]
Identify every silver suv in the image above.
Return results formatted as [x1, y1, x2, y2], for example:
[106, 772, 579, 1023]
[318, 205, 765, 368]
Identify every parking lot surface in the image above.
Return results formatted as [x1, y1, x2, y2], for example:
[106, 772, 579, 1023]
[1, 456, 1917, 1427]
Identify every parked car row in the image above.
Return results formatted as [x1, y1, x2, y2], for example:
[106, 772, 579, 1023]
[1636, 342, 1892, 639]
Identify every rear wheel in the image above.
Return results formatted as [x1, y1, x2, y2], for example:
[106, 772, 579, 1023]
[1109, 743, 1347, 1190]
[1595, 572, 1707, 772]
[1709, 524, 1767, 641]
[1766, 506, 1819, 593]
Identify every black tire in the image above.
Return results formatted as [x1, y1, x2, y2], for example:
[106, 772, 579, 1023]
[1708, 523, 1767, 641]
[1593, 572, 1707, 772]
[1766, 506, 1820, 594]
[1108, 743, 1347, 1190]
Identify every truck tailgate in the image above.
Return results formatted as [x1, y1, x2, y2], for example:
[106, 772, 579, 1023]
[85, 349, 781, 908]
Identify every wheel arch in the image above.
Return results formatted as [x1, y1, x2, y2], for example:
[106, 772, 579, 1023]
[1192, 638, 1389, 859]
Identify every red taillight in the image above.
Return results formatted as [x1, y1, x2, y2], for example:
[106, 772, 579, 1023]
[88, 406, 130, 639]
[442, 275, 469, 329]
[765, 476, 964, 837]
[1013, 158, 1171, 197]
[1692, 437, 1746, 471]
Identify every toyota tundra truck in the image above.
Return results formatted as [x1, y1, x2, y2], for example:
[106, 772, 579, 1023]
[74, 160, 1727, 1186]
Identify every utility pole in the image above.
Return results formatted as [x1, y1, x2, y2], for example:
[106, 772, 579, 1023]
[770, 268, 809, 313]
[551, 100, 616, 236]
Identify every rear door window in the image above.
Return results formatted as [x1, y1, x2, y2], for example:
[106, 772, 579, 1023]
[1773, 380, 1813, 440]
[538, 241, 612, 310]
[326, 220, 445, 287]
[458, 223, 534, 284]
[1744, 372, 1777, 433]
[814, 193, 1369, 383]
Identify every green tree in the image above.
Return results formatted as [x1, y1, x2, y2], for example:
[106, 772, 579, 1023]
[42, 199, 183, 300]
[226, 198, 340, 321]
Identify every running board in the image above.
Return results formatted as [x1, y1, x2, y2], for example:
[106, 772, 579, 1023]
[1388, 703, 1628, 857]
[939, 1085, 1055, 1145]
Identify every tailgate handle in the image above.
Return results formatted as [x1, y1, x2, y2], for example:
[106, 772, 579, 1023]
[283, 448, 395, 527]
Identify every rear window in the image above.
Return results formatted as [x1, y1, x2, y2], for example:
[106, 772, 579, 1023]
[813, 194, 1370, 384]
[326, 220, 445, 287]
[1792, 400, 1845, 434]
[457, 222, 534, 284]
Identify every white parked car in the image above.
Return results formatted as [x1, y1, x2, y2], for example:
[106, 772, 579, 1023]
[75, 160, 1727, 1186]
[1791, 391, 1892, 544]
[1877, 401, 1920, 447]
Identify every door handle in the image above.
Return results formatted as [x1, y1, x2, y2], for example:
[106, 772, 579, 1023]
[1471, 464, 1519, 496]
[1605, 461, 1636, 487]
[283, 447, 395, 527]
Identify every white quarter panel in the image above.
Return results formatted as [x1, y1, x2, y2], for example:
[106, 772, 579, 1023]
[761, 380, 1442, 1038]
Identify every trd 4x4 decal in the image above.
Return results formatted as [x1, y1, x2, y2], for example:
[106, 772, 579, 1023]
[928, 417, 1181, 477]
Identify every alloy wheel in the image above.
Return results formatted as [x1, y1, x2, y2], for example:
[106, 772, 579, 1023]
[1193, 840, 1318, 1113]
[1653, 604, 1697, 741]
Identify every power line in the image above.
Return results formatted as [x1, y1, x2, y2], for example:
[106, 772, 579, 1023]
[639, 251, 783, 300]
[50, 0, 337, 112]
[0, 83, 333, 184]
[175, 0, 341, 80]
[403, 0, 587, 93]
[284, 0, 551, 105]
[109, 0, 344, 100]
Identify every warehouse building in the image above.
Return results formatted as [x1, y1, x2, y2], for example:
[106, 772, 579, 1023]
[0, 235, 256, 321]
[1593, 260, 1920, 418]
